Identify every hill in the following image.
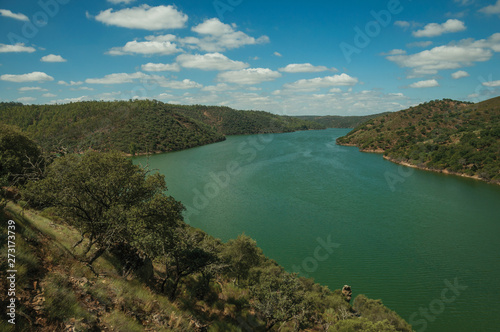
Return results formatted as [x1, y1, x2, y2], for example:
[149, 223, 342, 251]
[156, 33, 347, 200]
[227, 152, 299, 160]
[0, 101, 323, 155]
[1, 200, 412, 331]
[296, 113, 390, 128]
[173, 105, 325, 135]
[336, 97, 500, 184]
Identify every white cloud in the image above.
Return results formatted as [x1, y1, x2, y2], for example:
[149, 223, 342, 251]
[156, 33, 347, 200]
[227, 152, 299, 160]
[41, 54, 67, 62]
[274, 52, 282, 57]
[283, 73, 358, 91]
[18, 86, 48, 92]
[16, 97, 36, 103]
[159, 79, 202, 89]
[482, 80, 500, 87]
[51, 96, 88, 104]
[407, 41, 433, 48]
[58, 80, 83, 86]
[0, 43, 36, 53]
[386, 42, 494, 77]
[186, 18, 269, 52]
[107, 36, 181, 56]
[451, 70, 469, 79]
[278, 63, 330, 73]
[479, 0, 500, 15]
[42, 93, 57, 98]
[201, 83, 237, 92]
[1, 72, 54, 83]
[94, 5, 188, 30]
[394, 20, 411, 28]
[413, 19, 466, 38]
[176, 53, 248, 71]
[380, 49, 407, 56]
[0, 9, 29, 21]
[217, 68, 281, 85]
[85, 72, 147, 84]
[409, 79, 439, 88]
[141, 62, 181, 72]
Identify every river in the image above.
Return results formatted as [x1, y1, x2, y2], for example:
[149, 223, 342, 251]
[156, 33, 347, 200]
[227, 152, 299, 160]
[134, 128, 500, 332]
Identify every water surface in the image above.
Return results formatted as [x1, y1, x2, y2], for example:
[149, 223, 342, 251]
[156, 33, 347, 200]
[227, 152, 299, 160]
[135, 129, 500, 331]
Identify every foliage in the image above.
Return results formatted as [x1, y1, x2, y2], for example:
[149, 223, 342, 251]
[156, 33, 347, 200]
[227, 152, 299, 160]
[297, 112, 390, 128]
[0, 123, 43, 185]
[22, 151, 182, 264]
[0, 100, 323, 155]
[221, 233, 263, 284]
[337, 97, 500, 183]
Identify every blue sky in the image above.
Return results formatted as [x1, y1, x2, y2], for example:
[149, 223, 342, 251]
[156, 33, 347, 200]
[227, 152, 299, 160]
[0, 0, 499, 115]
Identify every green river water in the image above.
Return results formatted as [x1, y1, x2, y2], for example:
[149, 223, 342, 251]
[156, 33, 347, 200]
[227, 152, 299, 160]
[134, 128, 500, 332]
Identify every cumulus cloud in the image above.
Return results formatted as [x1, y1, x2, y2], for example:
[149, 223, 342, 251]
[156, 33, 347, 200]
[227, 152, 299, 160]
[409, 79, 439, 88]
[0, 9, 29, 21]
[42, 93, 57, 98]
[479, 0, 500, 15]
[201, 83, 238, 92]
[451, 70, 469, 79]
[18, 86, 48, 92]
[386, 34, 499, 77]
[159, 79, 202, 89]
[394, 20, 411, 28]
[278, 63, 331, 73]
[107, 35, 182, 56]
[274, 52, 282, 57]
[41, 54, 67, 62]
[217, 68, 281, 85]
[413, 19, 466, 38]
[1, 72, 54, 83]
[94, 5, 188, 30]
[482, 80, 500, 87]
[283, 73, 358, 91]
[141, 62, 181, 72]
[85, 72, 147, 84]
[0, 43, 36, 53]
[58, 80, 83, 86]
[185, 18, 269, 52]
[176, 53, 248, 71]
[16, 97, 36, 103]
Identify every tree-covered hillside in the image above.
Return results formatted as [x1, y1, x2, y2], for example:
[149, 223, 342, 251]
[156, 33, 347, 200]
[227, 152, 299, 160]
[0, 101, 324, 155]
[296, 113, 390, 128]
[337, 97, 500, 184]
[173, 105, 325, 135]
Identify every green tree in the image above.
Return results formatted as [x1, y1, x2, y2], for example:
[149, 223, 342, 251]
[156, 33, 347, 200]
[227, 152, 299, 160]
[222, 233, 263, 284]
[23, 151, 181, 264]
[251, 270, 308, 330]
[0, 123, 43, 185]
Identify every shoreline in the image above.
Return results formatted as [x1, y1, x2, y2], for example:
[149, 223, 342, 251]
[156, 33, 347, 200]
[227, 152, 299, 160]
[338, 142, 500, 186]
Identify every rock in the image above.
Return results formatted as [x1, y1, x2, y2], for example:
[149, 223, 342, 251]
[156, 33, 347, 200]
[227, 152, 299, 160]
[342, 285, 352, 302]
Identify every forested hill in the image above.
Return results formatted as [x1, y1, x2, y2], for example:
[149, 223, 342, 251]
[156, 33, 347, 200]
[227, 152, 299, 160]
[337, 97, 500, 184]
[171, 104, 325, 135]
[296, 113, 389, 128]
[0, 100, 322, 155]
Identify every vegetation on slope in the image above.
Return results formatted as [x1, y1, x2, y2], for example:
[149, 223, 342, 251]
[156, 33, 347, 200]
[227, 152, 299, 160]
[173, 105, 326, 135]
[296, 113, 390, 128]
[337, 98, 500, 184]
[0, 101, 324, 156]
[1, 131, 412, 331]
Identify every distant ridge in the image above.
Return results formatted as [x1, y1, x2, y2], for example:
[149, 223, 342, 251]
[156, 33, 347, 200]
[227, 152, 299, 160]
[295, 113, 390, 128]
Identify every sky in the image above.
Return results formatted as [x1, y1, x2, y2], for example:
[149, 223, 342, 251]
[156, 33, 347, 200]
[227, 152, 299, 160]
[0, 0, 499, 116]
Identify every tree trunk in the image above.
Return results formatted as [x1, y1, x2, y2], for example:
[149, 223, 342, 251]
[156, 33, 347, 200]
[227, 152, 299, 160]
[87, 247, 106, 265]
[169, 275, 181, 301]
